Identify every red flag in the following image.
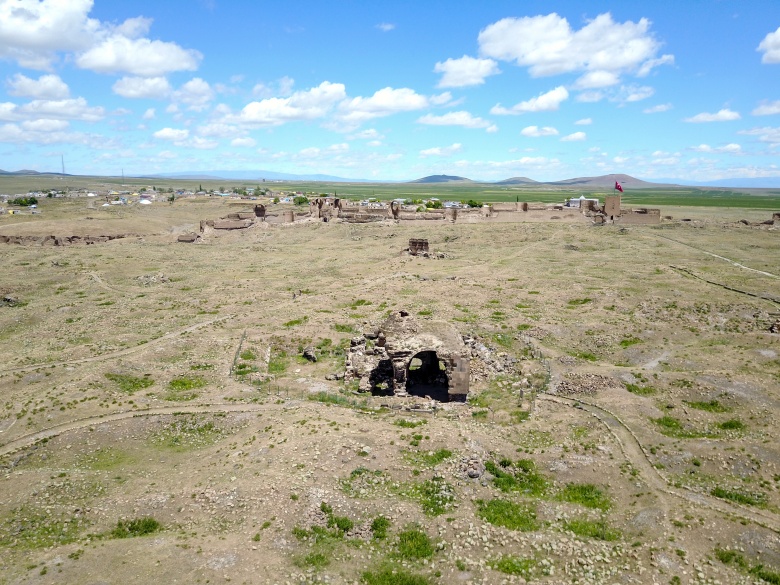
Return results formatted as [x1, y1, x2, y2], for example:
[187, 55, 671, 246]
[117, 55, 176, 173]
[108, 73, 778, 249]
[614, 181, 623, 192]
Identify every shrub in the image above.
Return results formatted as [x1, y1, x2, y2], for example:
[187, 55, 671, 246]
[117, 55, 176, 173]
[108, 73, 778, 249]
[104, 372, 153, 393]
[719, 419, 746, 431]
[711, 487, 766, 507]
[371, 516, 391, 540]
[110, 517, 161, 538]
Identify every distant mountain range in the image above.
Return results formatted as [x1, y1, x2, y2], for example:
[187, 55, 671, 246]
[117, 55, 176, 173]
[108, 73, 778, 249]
[2, 168, 779, 188]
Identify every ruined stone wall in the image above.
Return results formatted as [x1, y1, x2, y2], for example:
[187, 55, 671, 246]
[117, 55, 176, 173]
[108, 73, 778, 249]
[614, 208, 661, 225]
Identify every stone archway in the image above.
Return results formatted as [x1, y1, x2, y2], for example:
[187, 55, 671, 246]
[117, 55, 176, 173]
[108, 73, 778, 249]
[405, 350, 449, 401]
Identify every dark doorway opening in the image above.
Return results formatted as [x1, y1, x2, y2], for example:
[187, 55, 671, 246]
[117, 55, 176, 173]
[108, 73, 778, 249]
[369, 359, 394, 396]
[406, 351, 449, 401]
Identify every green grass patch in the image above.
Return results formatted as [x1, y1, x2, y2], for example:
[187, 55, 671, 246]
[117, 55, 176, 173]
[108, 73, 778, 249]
[484, 459, 548, 496]
[406, 449, 453, 467]
[239, 349, 257, 360]
[77, 447, 133, 471]
[718, 418, 746, 431]
[684, 399, 730, 412]
[567, 298, 592, 306]
[268, 350, 288, 374]
[284, 316, 308, 327]
[572, 351, 598, 362]
[308, 391, 355, 407]
[394, 418, 426, 428]
[0, 506, 85, 549]
[395, 527, 435, 560]
[715, 548, 780, 585]
[110, 517, 161, 539]
[489, 555, 538, 578]
[362, 566, 432, 585]
[370, 516, 391, 540]
[333, 323, 357, 333]
[652, 416, 708, 438]
[476, 499, 538, 531]
[403, 477, 455, 516]
[104, 372, 153, 393]
[619, 336, 642, 348]
[556, 483, 612, 511]
[294, 551, 330, 569]
[563, 518, 620, 541]
[168, 375, 207, 391]
[711, 487, 767, 507]
[625, 383, 655, 396]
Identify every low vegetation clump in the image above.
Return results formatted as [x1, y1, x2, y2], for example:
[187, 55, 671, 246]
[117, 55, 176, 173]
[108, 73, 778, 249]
[484, 458, 548, 497]
[684, 399, 730, 412]
[619, 336, 642, 348]
[395, 527, 435, 560]
[165, 375, 206, 401]
[110, 517, 161, 539]
[370, 516, 391, 540]
[715, 548, 780, 585]
[476, 499, 538, 531]
[718, 418, 746, 431]
[308, 391, 355, 407]
[407, 448, 453, 467]
[268, 350, 288, 374]
[563, 518, 620, 541]
[394, 418, 426, 428]
[488, 555, 538, 578]
[711, 487, 767, 507]
[104, 372, 153, 393]
[362, 566, 432, 585]
[284, 316, 308, 327]
[652, 416, 707, 438]
[625, 383, 655, 396]
[556, 483, 612, 511]
[403, 477, 455, 516]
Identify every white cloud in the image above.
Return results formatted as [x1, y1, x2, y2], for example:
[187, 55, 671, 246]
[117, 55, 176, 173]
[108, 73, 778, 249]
[637, 54, 675, 77]
[376, 23, 395, 32]
[613, 156, 629, 164]
[434, 55, 500, 88]
[349, 128, 384, 140]
[417, 110, 494, 130]
[154, 127, 189, 141]
[521, 125, 558, 137]
[338, 87, 429, 124]
[615, 84, 654, 102]
[573, 70, 619, 89]
[0, 1, 203, 75]
[752, 100, 780, 116]
[0, 0, 99, 69]
[684, 109, 741, 123]
[758, 26, 780, 64]
[491, 86, 568, 115]
[644, 103, 672, 113]
[112, 76, 172, 99]
[231, 137, 257, 147]
[478, 12, 671, 83]
[0, 97, 105, 122]
[76, 34, 201, 77]
[252, 76, 295, 98]
[738, 126, 780, 144]
[429, 91, 454, 106]
[7, 73, 69, 99]
[576, 91, 604, 103]
[197, 123, 241, 138]
[420, 143, 463, 157]
[22, 118, 69, 132]
[575, 118, 592, 125]
[561, 131, 586, 141]
[229, 81, 346, 127]
[142, 108, 155, 120]
[189, 136, 218, 149]
[173, 78, 214, 111]
[690, 143, 742, 153]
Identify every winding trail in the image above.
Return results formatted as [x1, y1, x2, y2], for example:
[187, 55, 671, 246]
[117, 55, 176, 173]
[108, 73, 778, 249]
[0, 403, 269, 458]
[540, 394, 780, 534]
[652, 233, 779, 279]
[0, 314, 236, 375]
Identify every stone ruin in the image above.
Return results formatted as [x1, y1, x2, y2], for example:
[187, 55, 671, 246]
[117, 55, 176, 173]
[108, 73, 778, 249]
[408, 238, 429, 255]
[346, 310, 470, 402]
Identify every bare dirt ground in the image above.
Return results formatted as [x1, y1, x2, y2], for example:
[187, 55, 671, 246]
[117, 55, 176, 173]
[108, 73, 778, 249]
[0, 197, 779, 585]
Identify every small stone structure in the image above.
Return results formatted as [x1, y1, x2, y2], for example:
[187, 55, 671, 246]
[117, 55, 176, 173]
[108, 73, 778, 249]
[408, 238, 429, 255]
[346, 310, 470, 401]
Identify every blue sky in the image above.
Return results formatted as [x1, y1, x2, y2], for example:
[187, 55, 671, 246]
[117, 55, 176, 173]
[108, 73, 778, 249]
[0, 0, 779, 182]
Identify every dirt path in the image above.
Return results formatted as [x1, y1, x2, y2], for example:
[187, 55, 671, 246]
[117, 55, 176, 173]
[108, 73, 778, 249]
[0, 402, 269, 458]
[540, 394, 780, 533]
[0, 313, 236, 374]
[651, 233, 779, 279]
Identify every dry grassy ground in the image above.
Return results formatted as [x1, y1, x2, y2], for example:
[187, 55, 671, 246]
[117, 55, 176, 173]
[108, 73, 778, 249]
[0, 197, 778, 585]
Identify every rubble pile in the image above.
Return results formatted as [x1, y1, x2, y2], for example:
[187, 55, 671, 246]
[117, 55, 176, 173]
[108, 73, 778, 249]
[463, 336, 520, 383]
[554, 373, 618, 396]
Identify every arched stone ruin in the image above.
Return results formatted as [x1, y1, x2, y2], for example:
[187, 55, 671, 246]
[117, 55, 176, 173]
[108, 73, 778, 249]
[346, 310, 470, 402]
